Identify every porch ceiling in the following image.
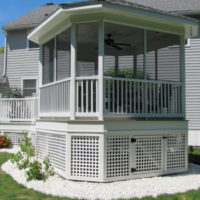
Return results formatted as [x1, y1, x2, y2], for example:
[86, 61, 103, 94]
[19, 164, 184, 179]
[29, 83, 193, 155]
[28, 1, 198, 44]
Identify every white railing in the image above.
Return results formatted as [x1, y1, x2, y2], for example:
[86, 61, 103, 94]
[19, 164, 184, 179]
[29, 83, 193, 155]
[75, 76, 99, 116]
[40, 78, 70, 117]
[104, 76, 183, 117]
[0, 98, 38, 121]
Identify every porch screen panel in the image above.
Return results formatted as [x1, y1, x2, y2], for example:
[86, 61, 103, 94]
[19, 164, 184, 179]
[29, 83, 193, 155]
[104, 23, 144, 79]
[77, 23, 98, 77]
[146, 31, 180, 82]
[43, 39, 55, 84]
[56, 28, 71, 81]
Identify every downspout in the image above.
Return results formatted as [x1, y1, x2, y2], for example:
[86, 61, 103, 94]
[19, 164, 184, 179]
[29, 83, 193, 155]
[2, 31, 8, 77]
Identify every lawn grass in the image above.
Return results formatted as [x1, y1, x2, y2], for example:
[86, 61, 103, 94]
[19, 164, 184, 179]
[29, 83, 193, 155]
[189, 147, 200, 156]
[0, 152, 200, 200]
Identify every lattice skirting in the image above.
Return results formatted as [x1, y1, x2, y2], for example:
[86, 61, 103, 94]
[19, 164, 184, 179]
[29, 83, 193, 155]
[34, 131, 187, 182]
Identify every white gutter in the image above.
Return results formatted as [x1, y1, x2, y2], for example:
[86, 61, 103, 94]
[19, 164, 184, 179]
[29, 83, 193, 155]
[28, 8, 63, 41]
[28, 4, 103, 42]
[2, 31, 7, 77]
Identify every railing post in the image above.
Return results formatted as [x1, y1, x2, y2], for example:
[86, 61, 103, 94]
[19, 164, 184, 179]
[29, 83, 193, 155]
[98, 21, 104, 121]
[70, 23, 77, 120]
[180, 35, 185, 119]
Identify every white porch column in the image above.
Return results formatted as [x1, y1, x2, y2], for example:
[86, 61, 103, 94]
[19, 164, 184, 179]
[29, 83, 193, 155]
[155, 49, 158, 80]
[54, 37, 57, 82]
[143, 30, 147, 80]
[98, 21, 104, 121]
[70, 23, 77, 120]
[38, 45, 43, 115]
[133, 55, 137, 78]
[180, 35, 186, 119]
[143, 30, 147, 113]
[115, 55, 119, 76]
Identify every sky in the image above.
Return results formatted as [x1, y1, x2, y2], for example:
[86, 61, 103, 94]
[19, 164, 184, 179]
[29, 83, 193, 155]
[0, 0, 79, 47]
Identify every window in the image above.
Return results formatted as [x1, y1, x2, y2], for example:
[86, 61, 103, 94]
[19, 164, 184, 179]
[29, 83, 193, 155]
[23, 79, 37, 97]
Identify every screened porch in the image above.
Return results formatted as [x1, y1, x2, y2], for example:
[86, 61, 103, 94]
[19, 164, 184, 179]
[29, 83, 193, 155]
[39, 22, 184, 120]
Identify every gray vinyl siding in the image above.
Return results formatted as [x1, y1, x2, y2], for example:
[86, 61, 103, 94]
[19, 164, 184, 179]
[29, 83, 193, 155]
[6, 29, 39, 89]
[186, 38, 200, 130]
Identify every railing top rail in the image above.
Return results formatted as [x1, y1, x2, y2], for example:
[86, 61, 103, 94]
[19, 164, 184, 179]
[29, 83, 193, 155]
[75, 76, 98, 80]
[0, 97, 38, 101]
[40, 77, 71, 89]
[104, 76, 183, 85]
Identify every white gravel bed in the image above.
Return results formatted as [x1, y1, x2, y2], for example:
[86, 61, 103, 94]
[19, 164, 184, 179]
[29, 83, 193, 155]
[0, 147, 20, 154]
[1, 160, 200, 200]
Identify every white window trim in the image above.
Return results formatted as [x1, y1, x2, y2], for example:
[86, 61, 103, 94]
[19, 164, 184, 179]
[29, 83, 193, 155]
[27, 29, 39, 50]
[168, 38, 190, 49]
[185, 38, 191, 47]
[21, 77, 38, 97]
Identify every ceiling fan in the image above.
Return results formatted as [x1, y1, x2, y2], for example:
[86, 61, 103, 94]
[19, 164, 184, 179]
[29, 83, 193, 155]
[105, 34, 131, 50]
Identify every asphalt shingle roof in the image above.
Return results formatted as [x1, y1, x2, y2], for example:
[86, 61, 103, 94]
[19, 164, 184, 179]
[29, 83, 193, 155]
[2, 0, 200, 31]
[125, 0, 200, 13]
[2, 4, 60, 31]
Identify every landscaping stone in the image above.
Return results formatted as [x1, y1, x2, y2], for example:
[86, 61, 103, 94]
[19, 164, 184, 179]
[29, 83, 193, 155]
[2, 157, 200, 200]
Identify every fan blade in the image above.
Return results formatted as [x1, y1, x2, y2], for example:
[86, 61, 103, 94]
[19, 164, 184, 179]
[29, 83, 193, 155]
[115, 42, 131, 46]
[112, 44, 122, 50]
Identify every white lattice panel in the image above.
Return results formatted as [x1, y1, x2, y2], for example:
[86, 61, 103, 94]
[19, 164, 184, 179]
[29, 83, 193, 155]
[36, 132, 66, 172]
[4, 132, 23, 146]
[106, 136, 130, 178]
[71, 136, 99, 178]
[167, 134, 186, 170]
[135, 136, 162, 173]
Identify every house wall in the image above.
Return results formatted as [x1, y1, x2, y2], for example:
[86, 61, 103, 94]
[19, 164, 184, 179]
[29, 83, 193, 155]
[6, 29, 39, 89]
[185, 37, 200, 146]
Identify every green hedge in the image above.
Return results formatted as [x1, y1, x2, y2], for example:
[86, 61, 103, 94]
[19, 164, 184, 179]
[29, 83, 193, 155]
[188, 147, 200, 165]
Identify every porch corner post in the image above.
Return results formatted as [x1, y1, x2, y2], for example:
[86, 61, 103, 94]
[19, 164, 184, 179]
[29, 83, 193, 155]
[180, 35, 186, 119]
[70, 23, 77, 120]
[98, 20, 104, 121]
[38, 44, 43, 116]
[144, 30, 147, 113]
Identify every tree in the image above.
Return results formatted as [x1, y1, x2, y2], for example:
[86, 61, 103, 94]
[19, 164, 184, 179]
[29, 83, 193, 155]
[0, 46, 4, 54]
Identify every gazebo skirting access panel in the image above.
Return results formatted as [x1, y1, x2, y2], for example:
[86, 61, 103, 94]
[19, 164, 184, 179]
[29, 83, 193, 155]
[28, 1, 198, 182]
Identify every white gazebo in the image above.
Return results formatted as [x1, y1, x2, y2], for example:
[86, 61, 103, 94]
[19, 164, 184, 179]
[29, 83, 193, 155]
[28, 1, 198, 182]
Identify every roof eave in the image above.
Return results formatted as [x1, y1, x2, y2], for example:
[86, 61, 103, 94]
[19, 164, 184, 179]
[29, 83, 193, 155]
[28, 1, 199, 44]
[2, 24, 39, 31]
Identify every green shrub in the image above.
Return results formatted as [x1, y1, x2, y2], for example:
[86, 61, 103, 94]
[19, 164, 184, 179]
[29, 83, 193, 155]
[104, 68, 151, 79]
[26, 160, 44, 181]
[4, 88, 23, 98]
[19, 131, 35, 157]
[11, 131, 54, 182]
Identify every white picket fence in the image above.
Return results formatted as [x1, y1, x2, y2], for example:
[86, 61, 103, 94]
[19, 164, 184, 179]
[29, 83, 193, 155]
[0, 98, 38, 121]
